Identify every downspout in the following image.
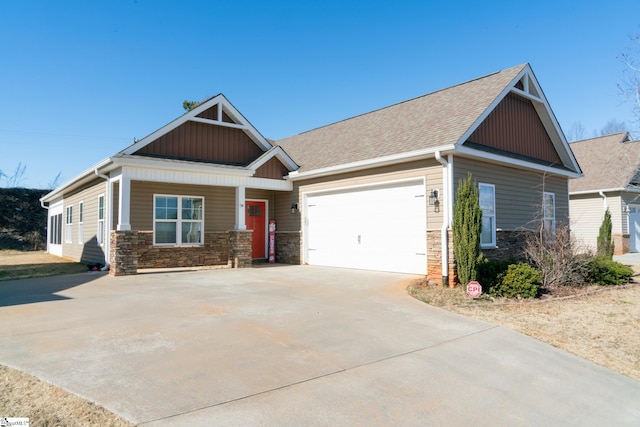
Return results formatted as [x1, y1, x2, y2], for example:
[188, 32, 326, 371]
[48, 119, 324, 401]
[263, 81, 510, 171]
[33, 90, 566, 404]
[40, 199, 49, 253]
[599, 191, 607, 211]
[435, 151, 449, 287]
[95, 169, 110, 270]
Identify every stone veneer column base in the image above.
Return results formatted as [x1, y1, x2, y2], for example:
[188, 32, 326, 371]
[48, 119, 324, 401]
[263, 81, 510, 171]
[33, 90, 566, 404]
[613, 233, 630, 255]
[229, 230, 253, 268]
[426, 229, 456, 287]
[275, 231, 301, 264]
[109, 230, 138, 276]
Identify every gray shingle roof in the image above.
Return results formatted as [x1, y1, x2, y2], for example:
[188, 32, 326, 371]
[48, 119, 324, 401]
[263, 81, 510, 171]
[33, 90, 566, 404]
[277, 64, 527, 172]
[569, 132, 640, 192]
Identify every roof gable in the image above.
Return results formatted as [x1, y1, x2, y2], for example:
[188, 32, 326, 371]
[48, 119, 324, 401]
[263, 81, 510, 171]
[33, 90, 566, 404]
[465, 92, 563, 165]
[569, 132, 640, 193]
[121, 94, 272, 158]
[458, 65, 580, 173]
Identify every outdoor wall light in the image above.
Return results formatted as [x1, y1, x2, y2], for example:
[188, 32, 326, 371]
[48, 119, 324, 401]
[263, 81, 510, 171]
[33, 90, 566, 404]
[428, 189, 439, 205]
[291, 203, 298, 214]
[429, 189, 440, 213]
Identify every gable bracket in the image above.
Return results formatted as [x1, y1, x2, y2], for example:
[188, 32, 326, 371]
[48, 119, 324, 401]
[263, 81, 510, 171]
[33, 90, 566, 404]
[189, 116, 248, 130]
[510, 87, 542, 103]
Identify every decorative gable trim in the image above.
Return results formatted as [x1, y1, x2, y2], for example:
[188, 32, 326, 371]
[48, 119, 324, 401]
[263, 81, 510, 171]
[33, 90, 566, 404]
[248, 146, 299, 173]
[121, 94, 272, 156]
[458, 64, 581, 175]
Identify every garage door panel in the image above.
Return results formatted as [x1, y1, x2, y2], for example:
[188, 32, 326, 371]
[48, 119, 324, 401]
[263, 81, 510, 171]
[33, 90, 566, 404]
[305, 181, 426, 274]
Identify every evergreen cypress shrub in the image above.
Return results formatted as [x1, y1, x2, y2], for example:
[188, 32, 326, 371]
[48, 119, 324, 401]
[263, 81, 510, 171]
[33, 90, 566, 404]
[597, 208, 614, 259]
[452, 173, 482, 289]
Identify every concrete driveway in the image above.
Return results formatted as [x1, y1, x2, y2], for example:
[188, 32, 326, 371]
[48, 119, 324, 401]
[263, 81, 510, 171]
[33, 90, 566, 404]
[1, 266, 639, 426]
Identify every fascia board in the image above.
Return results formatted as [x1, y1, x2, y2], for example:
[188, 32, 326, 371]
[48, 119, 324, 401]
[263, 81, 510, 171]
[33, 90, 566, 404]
[217, 95, 272, 151]
[40, 157, 114, 203]
[112, 156, 254, 177]
[570, 187, 640, 195]
[287, 146, 456, 180]
[247, 146, 299, 172]
[455, 145, 583, 178]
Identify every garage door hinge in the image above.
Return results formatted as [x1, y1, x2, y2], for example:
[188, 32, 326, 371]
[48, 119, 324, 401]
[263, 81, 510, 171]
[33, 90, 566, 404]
[415, 195, 425, 198]
[416, 252, 426, 255]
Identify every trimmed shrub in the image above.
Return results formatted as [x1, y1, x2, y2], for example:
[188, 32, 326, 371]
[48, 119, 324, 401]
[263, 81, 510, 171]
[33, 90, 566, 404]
[489, 263, 541, 298]
[477, 257, 513, 292]
[587, 257, 633, 286]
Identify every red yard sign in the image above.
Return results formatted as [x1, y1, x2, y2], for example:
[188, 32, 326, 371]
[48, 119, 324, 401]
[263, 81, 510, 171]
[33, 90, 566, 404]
[466, 281, 482, 298]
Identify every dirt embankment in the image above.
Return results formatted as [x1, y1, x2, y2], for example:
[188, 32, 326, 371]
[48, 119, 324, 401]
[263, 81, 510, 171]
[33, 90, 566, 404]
[0, 188, 49, 250]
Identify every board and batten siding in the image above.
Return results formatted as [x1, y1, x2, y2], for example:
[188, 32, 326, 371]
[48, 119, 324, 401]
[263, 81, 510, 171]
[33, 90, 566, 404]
[60, 179, 108, 263]
[129, 181, 277, 232]
[569, 194, 607, 251]
[285, 160, 443, 233]
[454, 157, 569, 230]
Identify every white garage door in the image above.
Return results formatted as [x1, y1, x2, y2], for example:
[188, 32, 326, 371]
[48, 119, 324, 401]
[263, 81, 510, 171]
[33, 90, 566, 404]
[305, 180, 426, 274]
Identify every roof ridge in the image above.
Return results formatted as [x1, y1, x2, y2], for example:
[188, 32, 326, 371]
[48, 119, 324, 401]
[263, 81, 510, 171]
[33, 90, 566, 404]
[570, 131, 630, 145]
[287, 64, 527, 139]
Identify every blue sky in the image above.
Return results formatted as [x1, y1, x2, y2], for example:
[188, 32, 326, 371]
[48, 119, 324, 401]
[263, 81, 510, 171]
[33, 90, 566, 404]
[1, 0, 639, 188]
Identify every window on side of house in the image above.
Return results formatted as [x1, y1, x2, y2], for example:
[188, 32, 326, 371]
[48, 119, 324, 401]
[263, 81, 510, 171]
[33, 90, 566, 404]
[78, 202, 84, 244]
[154, 195, 204, 245]
[543, 192, 556, 238]
[65, 205, 73, 243]
[479, 183, 496, 247]
[50, 213, 62, 245]
[97, 195, 105, 246]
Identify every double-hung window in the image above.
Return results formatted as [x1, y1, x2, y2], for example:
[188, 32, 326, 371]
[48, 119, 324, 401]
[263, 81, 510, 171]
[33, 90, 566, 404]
[479, 183, 496, 247]
[543, 192, 556, 239]
[78, 202, 84, 244]
[154, 195, 204, 245]
[97, 195, 105, 246]
[65, 205, 73, 243]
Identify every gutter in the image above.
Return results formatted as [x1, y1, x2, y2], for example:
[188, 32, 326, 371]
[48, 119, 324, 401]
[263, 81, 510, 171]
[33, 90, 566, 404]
[434, 151, 449, 287]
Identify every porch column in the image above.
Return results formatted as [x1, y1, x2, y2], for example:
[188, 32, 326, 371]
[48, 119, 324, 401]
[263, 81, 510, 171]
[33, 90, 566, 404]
[117, 173, 132, 231]
[235, 186, 246, 230]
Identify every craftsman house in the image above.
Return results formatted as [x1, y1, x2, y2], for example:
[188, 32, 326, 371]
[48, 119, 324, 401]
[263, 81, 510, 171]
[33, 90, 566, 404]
[41, 63, 582, 285]
[569, 132, 640, 254]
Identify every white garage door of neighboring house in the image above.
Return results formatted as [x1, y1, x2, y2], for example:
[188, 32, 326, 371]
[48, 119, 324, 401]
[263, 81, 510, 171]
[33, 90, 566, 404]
[305, 180, 427, 274]
[629, 205, 640, 253]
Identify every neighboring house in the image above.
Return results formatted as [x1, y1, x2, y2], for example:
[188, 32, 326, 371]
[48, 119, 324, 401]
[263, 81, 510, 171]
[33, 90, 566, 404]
[41, 63, 582, 284]
[569, 132, 640, 254]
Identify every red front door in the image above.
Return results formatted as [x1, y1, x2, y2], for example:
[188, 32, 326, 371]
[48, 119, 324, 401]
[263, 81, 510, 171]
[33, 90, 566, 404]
[245, 201, 266, 259]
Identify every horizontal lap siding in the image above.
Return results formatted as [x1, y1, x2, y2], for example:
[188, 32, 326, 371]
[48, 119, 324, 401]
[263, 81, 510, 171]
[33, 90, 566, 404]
[283, 160, 443, 232]
[61, 179, 107, 263]
[622, 192, 640, 233]
[454, 157, 569, 230]
[130, 181, 235, 231]
[570, 195, 605, 251]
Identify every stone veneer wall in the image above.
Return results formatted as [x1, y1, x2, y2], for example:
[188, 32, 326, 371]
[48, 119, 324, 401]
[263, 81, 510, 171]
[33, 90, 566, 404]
[136, 231, 232, 269]
[109, 230, 138, 276]
[613, 233, 630, 255]
[426, 229, 534, 287]
[480, 230, 532, 262]
[275, 231, 301, 264]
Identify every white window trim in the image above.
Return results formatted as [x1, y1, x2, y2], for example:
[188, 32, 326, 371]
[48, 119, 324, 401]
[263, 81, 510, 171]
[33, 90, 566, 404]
[543, 191, 556, 237]
[97, 194, 105, 246]
[78, 201, 84, 244]
[479, 183, 496, 248]
[65, 205, 73, 243]
[153, 194, 205, 246]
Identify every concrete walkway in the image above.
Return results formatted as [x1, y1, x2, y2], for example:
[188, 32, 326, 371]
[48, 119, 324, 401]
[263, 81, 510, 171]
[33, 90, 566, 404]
[0, 266, 639, 426]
